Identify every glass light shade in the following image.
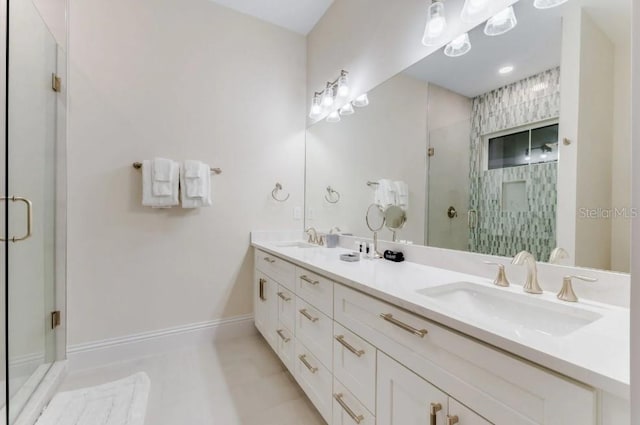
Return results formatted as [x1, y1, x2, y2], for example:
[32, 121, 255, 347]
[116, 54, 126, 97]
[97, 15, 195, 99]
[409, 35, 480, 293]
[309, 95, 322, 119]
[422, 1, 447, 46]
[337, 74, 350, 98]
[484, 6, 517, 36]
[322, 83, 334, 107]
[339, 103, 355, 115]
[460, 0, 488, 23]
[326, 110, 341, 123]
[353, 93, 369, 107]
[534, 0, 569, 9]
[444, 33, 471, 57]
[498, 65, 514, 74]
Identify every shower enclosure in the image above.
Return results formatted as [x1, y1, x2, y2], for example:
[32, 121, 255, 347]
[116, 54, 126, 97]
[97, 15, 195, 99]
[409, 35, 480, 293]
[2, 0, 66, 422]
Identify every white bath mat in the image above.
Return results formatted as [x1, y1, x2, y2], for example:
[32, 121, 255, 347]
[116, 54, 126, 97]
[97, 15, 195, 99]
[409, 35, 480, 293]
[36, 372, 150, 425]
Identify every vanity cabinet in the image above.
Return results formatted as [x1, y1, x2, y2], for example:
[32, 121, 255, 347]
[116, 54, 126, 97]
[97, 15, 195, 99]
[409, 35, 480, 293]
[253, 249, 599, 425]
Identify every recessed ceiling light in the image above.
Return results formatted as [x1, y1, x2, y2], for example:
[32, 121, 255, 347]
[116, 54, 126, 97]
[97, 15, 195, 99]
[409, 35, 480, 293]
[499, 65, 514, 75]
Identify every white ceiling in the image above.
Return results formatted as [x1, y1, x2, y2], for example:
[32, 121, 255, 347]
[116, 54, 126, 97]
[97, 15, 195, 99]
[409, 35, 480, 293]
[208, 0, 333, 35]
[402, 0, 630, 98]
[403, 1, 564, 98]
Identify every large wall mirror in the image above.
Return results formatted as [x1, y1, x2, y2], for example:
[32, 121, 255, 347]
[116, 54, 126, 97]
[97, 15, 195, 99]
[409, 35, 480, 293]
[305, 0, 631, 273]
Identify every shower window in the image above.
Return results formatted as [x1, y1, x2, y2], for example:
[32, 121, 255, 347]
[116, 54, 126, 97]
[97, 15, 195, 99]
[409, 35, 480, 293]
[486, 122, 559, 170]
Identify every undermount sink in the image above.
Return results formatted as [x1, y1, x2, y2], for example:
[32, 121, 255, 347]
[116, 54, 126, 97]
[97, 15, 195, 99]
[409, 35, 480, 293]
[417, 282, 602, 337]
[274, 241, 316, 248]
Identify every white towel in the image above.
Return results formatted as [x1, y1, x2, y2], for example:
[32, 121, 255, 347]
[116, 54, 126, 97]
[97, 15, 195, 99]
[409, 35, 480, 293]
[394, 181, 409, 210]
[151, 158, 174, 196]
[142, 160, 179, 208]
[374, 179, 395, 209]
[183, 160, 206, 198]
[180, 162, 212, 208]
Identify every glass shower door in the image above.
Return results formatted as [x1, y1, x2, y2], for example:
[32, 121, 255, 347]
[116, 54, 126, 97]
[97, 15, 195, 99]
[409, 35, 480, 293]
[5, 0, 59, 422]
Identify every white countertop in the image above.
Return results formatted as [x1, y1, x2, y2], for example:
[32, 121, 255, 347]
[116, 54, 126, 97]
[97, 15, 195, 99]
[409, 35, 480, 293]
[252, 241, 630, 399]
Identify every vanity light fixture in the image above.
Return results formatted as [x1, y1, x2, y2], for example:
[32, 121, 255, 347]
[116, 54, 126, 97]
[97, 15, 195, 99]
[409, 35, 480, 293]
[353, 93, 370, 107]
[322, 82, 335, 108]
[498, 65, 514, 74]
[460, 0, 489, 23]
[444, 32, 472, 57]
[534, 0, 569, 9]
[309, 93, 323, 119]
[337, 71, 350, 98]
[422, 0, 447, 46]
[339, 102, 355, 115]
[326, 110, 341, 123]
[484, 6, 517, 36]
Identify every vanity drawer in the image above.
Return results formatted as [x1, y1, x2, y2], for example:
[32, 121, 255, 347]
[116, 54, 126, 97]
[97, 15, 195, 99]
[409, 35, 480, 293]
[275, 322, 295, 372]
[333, 322, 376, 413]
[295, 296, 332, 369]
[295, 341, 332, 424]
[333, 378, 375, 425]
[255, 249, 295, 291]
[277, 285, 295, 332]
[295, 267, 333, 317]
[335, 284, 596, 425]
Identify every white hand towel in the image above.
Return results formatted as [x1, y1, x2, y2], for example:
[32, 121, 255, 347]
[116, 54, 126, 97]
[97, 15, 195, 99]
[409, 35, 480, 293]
[183, 160, 206, 198]
[142, 160, 179, 207]
[151, 158, 174, 196]
[374, 179, 395, 209]
[180, 162, 212, 208]
[394, 181, 409, 210]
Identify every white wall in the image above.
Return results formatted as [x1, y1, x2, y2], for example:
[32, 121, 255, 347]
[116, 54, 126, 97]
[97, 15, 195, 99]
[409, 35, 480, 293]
[305, 73, 428, 243]
[630, 0, 639, 419]
[574, 11, 615, 270]
[67, 0, 306, 346]
[306, 0, 517, 121]
[610, 42, 632, 272]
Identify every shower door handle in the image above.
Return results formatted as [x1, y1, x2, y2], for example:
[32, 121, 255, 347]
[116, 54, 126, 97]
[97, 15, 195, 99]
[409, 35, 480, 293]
[0, 196, 33, 242]
[467, 209, 477, 229]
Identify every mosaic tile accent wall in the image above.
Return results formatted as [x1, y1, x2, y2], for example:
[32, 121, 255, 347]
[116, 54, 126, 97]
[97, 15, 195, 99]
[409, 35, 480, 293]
[469, 68, 560, 260]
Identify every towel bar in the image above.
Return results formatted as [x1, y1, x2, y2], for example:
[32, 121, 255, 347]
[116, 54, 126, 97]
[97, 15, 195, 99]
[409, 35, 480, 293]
[132, 162, 222, 175]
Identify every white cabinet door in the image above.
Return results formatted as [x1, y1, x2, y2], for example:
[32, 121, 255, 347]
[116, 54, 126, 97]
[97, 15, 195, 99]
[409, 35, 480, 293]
[377, 352, 448, 425]
[254, 271, 278, 352]
[447, 399, 492, 425]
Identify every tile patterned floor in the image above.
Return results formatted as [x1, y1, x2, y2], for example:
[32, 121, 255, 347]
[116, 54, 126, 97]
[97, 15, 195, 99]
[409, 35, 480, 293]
[59, 335, 327, 425]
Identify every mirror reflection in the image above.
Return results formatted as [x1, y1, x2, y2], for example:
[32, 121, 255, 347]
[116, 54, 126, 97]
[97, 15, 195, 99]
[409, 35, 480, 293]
[305, 0, 631, 272]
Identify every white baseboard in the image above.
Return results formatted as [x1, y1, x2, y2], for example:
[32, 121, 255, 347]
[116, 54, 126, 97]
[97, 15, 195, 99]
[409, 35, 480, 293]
[67, 314, 256, 372]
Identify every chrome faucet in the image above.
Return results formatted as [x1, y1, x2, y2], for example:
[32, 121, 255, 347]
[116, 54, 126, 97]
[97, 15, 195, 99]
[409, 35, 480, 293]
[511, 251, 543, 294]
[548, 247, 569, 264]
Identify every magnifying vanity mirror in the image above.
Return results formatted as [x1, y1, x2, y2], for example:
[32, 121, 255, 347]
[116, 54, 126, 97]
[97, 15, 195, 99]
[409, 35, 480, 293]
[305, 0, 631, 273]
[384, 205, 407, 242]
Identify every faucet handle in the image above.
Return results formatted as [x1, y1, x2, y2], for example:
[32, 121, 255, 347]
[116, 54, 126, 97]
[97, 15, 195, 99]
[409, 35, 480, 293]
[484, 262, 510, 287]
[558, 275, 598, 302]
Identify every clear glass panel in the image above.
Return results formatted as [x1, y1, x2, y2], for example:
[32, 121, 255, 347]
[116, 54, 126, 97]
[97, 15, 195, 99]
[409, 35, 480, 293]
[426, 118, 472, 251]
[5, 0, 58, 421]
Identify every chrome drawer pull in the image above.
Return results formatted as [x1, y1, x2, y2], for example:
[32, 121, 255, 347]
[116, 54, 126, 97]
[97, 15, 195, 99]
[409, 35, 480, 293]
[335, 335, 364, 357]
[430, 403, 442, 425]
[300, 275, 320, 285]
[298, 354, 318, 373]
[299, 309, 319, 323]
[379, 313, 428, 337]
[277, 292, 291, 302]
[263, 256, 276, 264]
[333, 393, 364, 424]
[276, 329, 290, 343]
